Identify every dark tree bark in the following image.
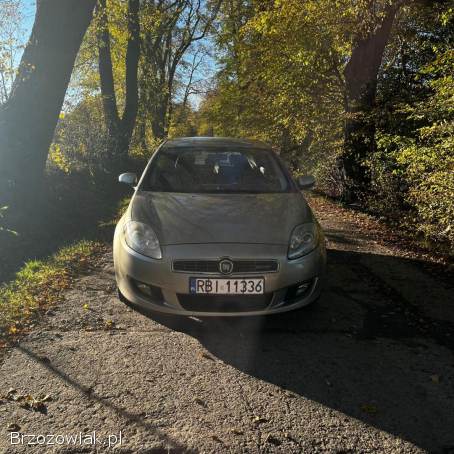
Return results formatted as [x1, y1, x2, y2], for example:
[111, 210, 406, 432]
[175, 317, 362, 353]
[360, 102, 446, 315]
[0, 0, 96, 190]
[340, 3, 402, 202]
[150, 101, 168, 140]
[98, 0, 140, 161]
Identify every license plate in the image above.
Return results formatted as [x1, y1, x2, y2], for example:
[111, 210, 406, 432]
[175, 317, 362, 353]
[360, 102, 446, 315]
[190, 278, 264, 294]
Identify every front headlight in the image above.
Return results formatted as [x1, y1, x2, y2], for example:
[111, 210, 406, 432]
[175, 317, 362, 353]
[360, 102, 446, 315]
[288, 223, 319, 259]
[124, 221, 162, 259]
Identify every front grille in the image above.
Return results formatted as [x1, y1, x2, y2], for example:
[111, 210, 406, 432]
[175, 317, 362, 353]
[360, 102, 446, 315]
[173, 260, 219, 273]
[234, 260, 278, 273]
[177, 294, 273, 313]
[173, 259, 278, 274]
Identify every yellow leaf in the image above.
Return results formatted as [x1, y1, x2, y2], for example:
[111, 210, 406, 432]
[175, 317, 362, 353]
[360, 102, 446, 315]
[8, 325, 17, 334]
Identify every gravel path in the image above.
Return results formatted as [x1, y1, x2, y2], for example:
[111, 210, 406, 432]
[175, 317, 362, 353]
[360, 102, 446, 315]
[1, 197, 454, 453]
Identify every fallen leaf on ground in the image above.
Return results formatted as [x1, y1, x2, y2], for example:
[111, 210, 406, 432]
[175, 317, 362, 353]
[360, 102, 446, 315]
[194, 398, 207, 407]
[6, 388, 18, 400]
[104, 320, 115, 330]
[5, 389, 50, 413]
[253, 416, 268, 424]
[6, 423, 20, 432]
[430, 374, 440, 383]
[19, 394, 48, 413]
[8, 326, 18, 335]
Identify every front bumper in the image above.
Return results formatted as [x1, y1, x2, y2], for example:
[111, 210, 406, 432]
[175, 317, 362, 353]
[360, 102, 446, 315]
[114, 238, 326, 317]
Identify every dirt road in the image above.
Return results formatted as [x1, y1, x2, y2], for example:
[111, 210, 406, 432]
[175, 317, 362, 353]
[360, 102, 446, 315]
[1, 196, 454, 453]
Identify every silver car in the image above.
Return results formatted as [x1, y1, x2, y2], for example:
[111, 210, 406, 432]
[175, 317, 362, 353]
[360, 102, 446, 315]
[114, 137, 326, 316]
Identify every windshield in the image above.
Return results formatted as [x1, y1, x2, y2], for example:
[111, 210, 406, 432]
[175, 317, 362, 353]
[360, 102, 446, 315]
[142, 148, 293, 193]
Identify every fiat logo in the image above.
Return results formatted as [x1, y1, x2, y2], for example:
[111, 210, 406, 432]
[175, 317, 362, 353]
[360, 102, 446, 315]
[219, 259, 234, 275]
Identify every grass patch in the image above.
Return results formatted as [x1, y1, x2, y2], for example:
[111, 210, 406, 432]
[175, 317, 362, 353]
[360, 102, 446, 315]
[116, 197, 131, 220]
[0, 240, 108, 346]
[99, 196, 131, 228]
[0, 194, 131, 348]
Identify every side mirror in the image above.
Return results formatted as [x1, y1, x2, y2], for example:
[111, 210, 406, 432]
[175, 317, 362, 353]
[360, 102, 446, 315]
[297, 175, 315, 190]
[118, 172, 137, 186]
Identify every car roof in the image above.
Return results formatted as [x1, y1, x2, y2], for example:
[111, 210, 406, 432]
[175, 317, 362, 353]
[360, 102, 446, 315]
[160, 137, 273, 151]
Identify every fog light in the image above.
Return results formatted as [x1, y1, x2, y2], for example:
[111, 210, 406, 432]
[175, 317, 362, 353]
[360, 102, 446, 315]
[136, 282, 152, 296]
[295, 282, 310, 296]
[283, 279, 314, 305]
[131, 279, 164, 302]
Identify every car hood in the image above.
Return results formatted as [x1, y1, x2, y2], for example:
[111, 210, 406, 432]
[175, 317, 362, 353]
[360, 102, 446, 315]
[130, 191, 313, 245]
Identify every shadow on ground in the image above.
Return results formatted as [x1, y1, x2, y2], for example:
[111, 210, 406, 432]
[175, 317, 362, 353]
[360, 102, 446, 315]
[141, 248, 454, 452]
[15, 344, 196, 453]
[0, 171, 130, 283]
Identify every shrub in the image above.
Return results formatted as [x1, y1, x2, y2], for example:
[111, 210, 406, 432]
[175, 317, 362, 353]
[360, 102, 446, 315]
[371, 49, 454, 247]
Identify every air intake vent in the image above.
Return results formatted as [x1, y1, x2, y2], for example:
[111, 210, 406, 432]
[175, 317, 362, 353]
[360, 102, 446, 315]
[177, 294, 273, 312]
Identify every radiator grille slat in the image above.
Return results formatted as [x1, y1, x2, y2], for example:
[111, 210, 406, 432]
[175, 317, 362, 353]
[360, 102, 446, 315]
[173, 259, 278, 274]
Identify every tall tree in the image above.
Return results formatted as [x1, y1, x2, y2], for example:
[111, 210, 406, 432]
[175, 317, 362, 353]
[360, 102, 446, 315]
[340, 1, 405, 201]
[0, 0, 96, 190]
[97, 0, 140, 161]
[141, 0, 221, 139]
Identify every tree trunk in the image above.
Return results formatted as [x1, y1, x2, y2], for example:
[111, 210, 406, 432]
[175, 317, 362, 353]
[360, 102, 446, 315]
[340, 4, 400, 202]
[151, 95, 169, 140]
[98, 0, 140, 163]
[0, 0, 96, 190]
